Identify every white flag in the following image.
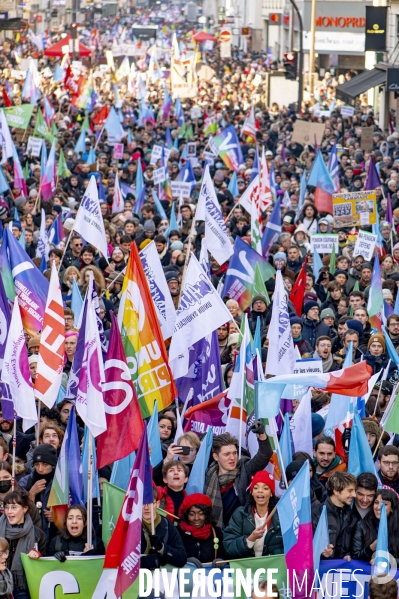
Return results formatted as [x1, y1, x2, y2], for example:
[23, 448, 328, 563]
[238, 174, 258, 214]
[169, 253, 232, 378]
[73, 175, 108, 259]
[266, 269, 296, 375]
[290, 389, 313, 456]
[35, 261, 65, 408]
[139, 241, 177, 340]
[36, 208, 50, 261]
[112, 173, 124, 214]
[3, 301, 37, 431]
[75, 296, 107, 437]
[195, 165, 233, 265]
[0, 111, 13, 165]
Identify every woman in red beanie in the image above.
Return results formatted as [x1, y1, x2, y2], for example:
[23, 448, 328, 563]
[177, 493, 225, 564]
[223, 471, 283, 559]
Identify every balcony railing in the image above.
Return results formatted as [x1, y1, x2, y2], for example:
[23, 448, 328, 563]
[262, 0, 285, 13]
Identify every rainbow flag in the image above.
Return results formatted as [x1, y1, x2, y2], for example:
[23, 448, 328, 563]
[212, 125, 244, 172]
[118, 243, 176, 418]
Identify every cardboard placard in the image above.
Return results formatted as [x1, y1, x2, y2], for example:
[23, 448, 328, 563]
[310, 234, 339, 254]
[333, 190, 376, 227]
[170, 181, 192, 198]
[353, 230, 377, 261]
[113, 143, 124, 160]
[153, 166, 166, 186]
[361, 126, 374, 151]
[291, 121, 325, 146]
[26, 136, 43, 157]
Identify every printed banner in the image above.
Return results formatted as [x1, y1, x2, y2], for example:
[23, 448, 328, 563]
[333, 190, 377, 227]
[27, 136, 43, 157]
[171, 54, 198, 99]
[21, 554, 135, 598]
[353, 230, 377, 261]
[170, 181, 192, 198]
[3, 104, 34, 129]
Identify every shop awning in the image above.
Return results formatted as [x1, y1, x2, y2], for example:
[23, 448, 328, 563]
[336, 67, 386, 104]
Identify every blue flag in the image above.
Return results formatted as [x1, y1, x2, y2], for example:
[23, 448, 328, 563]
[228, 171, 238, 197]
[71, 278, 83, 326]
[151, 188, 167, 220]
[307, 152, 335, 195]
[313, 505, 330, 573]
[147, 400, 162, 468]
[110, 451, 136, 491]
[82, 426, 100, 502]
[65, 406, 84, 505]
[185, 427, 213, 495]
[375, 501, 389, 575]
[279, 413, 293, 474]
[312, 247, 323, 279]
[348, 410, 376, 477]
[261, 201, 281, 257]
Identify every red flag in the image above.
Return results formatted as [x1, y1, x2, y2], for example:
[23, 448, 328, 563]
[290, 257, 308, 316]
[92, 105, 110, 125]
[2, 89, 11, 107]
[96, 312, 144, 470]
[104, 428, 153, 597]
[64, 65, 79, 95]
[183, 391, 230, 435]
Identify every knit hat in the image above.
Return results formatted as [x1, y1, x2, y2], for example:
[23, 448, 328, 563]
[265, 279, 275, 294]
[311, 413, 325, 437]
[303, 300, 319, 315]
[227, 333, 240, 347]
[28, 355, 38, 365]
[368, 334, 386, 351]
[361, 262, 373, 271]
[139, 239, 152, 250]
[274, 252, 287, 263]
[252, 294, 267, 307]
[165, 272, 179, 283]
[290, 316, 303, 328]
[32, 444, 57, 467]
[286, 460, 306, 483]
[170, 241, 184, 251]
[63, 218, 75, 231]
[143, 219, 156, 232]
[320, 308, 335, 320]
[249, 471, 275, 494]
[362, 418, 381, 438]
[333, 269, 348, 280]
[346, 319, 363, 337]
[28, 335, 41, 350]
[303, 292, 318, 303]
[382, 289, 393, 300]
[178, 493, 212, 517]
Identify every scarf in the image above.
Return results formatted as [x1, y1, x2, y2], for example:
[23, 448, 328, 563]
[0, 514, 36, 578]
[142, 515, 162, 555]
[293, 334, 303, 342]
[179, 521, 213, 540]
[204, 461, 240, 528]
[0, 569, 12, 597]
[313, 349, 334, 373]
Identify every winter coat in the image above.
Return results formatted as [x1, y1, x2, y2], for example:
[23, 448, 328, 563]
[302, 318, 331, 350]
[140, 516, 187, 570]
[352, 516, 378, 562]
[178, 526, 225, 563]
[312, 497, 357, 559]
[357, 352, 397, 383]
[48, 531, 105, 557]
[223, 506, 283, 559]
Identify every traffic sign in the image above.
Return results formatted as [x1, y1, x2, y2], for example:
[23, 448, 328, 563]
[220, 29, 232, 43]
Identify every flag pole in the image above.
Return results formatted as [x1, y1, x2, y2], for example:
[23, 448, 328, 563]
[87, 430, 93, 548]
[94, 125, 105, 151]
[36, 400, 41, 446]
[57, 228, 75, 274]
[150, 504, 155, 535]
[11, 413, 16, 491]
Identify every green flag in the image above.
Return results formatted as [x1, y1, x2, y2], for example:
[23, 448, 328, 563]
[349, 280, 360, 316]
[3, 105, 34, 129]
[383, 393, 399, 434]
[102, 481, 124, 547]
[21, 554, 136, 598]
[81, 114, 90, 131]
[229, 554, 288, 599]
[34, 109, 54, 142]
[252, 262, 270, 306]
[23, 161, 29, 179]
[51, 120, 58, 137]
[57, 148, 70, 178]
[329, 243, 336, 275]
[185, 124, 194, 140]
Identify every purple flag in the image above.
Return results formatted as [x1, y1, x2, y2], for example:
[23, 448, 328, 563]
[386, 193, 393, 226]
[175, 329, 223, 407]
[65, 302, 87, 402]
[65, 405, 84, 505]
[364, 155, 381, 190]
[0, 276, 13, 419]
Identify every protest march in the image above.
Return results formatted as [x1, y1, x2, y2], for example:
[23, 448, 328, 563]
[1, 4, 399, 599]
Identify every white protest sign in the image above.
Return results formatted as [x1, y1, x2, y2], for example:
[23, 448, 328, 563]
[150, 144, 163, 165]
[353, 230, 377, 261]
[190, 157, 200, 168]
[283, 358, 323, 399]
[27, 136, 43, 157]
[187, 142, 196, 157]
[310, 234, 339, 254]
[153, 166, 166, 186]
[204, 151, 215, 165]
[170, 181, 191, 198]
[341, 105, 355, 118]
[208, 136, 219, 156]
